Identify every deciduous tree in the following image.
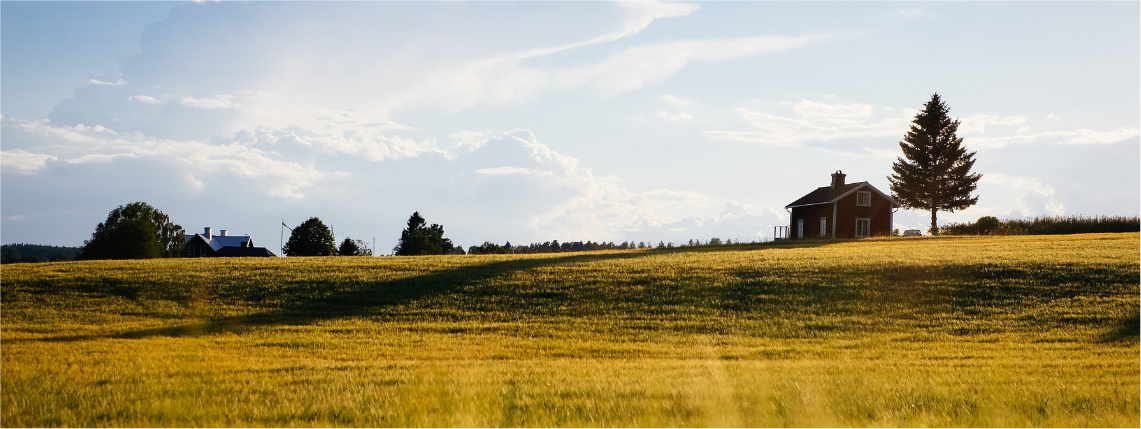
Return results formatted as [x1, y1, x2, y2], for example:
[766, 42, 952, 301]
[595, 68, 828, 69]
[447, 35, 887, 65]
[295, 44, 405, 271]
[283, 217, 336, 256]
[78, 202, 185, 260]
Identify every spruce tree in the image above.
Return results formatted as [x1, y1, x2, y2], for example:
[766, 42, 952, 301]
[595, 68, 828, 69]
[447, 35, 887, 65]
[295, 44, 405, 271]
[889, 93, 982, 234]
[394, 211, 454, 256]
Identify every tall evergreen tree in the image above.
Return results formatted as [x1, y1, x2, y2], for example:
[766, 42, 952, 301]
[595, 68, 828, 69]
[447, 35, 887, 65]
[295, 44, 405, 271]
[394, 211, 454, 256]
[889, 93, 982, 235]
[283, 217, 337, 256]
[78, 202, 185, 260]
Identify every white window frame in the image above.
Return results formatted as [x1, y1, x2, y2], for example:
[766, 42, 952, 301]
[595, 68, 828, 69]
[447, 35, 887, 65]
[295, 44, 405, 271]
[856, 191, 871, 207]
[819, 217, 827, 237]
[797, 219, 804, 239]
[187, 244, 195, 256]
[855, 218, 871, 238]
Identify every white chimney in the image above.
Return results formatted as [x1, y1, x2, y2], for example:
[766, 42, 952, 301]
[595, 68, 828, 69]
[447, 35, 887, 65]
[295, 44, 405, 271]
[220, 229, 228, 237]
[204, 227, 213, 239]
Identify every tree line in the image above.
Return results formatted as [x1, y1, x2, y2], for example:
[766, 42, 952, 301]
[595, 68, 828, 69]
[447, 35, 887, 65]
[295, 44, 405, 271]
[63, 202, 766, 261]
[940, 215, 1140, 236]
[465, 237, 751, 255]
[1, 244, 80, 264]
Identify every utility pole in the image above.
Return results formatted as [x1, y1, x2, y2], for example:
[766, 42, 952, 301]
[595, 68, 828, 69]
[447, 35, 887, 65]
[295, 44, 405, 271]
[280, 220, 292, 257]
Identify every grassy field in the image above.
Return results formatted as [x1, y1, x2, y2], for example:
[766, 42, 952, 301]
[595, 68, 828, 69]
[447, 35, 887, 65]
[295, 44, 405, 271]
[2, 233, 1138, 427]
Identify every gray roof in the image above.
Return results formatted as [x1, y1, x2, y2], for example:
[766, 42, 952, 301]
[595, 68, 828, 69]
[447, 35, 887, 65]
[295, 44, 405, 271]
[185, 233, 253, 251]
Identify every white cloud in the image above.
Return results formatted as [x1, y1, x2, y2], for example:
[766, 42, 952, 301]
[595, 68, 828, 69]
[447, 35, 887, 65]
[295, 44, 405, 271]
[958, 114, 1027, 134]
[659, 95, 692, 109]
[406, 34, 831, 113]
[971, 127, 1140, 149]
[982, 173, 1065, 216]
[0, 150, 58, 174]
[444, 130, 790, 243]
[644, 95, 695, 122]
[571, 35, 832, 96]
[128, 95, 163, 105]
[1, 116, 325, 199]
[89, 77, 126, 86]
[179, 94, 237, 110]
[708, 97, 1139, 157]
[793, 98, 875, 119]
[497, 1, 700, 63]
[474, 166, 554, 177]
[705, 98, 910, 150]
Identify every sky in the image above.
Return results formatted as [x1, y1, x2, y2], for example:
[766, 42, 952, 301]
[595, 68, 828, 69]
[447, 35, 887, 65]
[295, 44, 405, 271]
[2, 1, 1138, 252]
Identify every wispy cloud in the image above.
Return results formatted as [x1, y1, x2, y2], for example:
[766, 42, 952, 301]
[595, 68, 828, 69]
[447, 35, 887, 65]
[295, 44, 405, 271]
[707, 97, 1139, 154]
[179, 94, 237, 110]
[705, 98, 910, 151]
[644, 95, 695, 122]
[89, 77, 126, 86]
[970, 127, 1140, 149]
[407, 34, 833, 113]
[958, 114, 1027, 134]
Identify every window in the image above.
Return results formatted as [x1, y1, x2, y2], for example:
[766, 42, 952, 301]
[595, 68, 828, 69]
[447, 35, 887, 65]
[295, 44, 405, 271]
[200, 246, 207, 256]
[797, 219, 804, 239]
[855, 218, 871, 238]
[856, 191, 871, 207]
[820, 217, 827, 237]
[187, 245, 195, 256]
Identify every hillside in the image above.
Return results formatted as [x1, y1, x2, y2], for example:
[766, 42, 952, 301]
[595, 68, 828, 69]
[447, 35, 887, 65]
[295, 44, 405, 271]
[2, 233, 1138, 426]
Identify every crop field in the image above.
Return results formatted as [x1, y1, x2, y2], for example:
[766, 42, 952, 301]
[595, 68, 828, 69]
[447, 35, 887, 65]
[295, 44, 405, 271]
[2, 233, 1138, 427]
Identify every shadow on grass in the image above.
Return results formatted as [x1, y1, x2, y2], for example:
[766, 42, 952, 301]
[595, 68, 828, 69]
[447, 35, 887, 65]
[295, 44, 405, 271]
[27, 242, 842, 343]
[9, 237, 975, 343]
[1100, 312, 1140, 344]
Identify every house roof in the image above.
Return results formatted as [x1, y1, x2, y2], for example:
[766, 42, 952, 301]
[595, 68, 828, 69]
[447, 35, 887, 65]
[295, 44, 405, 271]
[785, 181, 901, 209]
[185, 233, 253, 251]
[215, 246, 277, 257]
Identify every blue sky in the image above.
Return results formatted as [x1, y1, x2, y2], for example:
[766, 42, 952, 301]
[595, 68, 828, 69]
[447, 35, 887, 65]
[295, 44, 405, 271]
[2, 1, 1138, 251]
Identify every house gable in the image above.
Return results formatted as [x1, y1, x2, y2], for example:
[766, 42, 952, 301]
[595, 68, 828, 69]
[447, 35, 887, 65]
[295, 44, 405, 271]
[786, 182, 900, 209]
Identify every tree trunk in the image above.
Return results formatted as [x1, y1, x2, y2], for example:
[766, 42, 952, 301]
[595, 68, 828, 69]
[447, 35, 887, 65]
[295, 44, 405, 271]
[930, 206, 938, 235]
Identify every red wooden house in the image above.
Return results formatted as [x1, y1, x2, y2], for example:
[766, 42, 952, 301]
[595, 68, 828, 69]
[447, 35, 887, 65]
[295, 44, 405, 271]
[784, 171, 900, 239]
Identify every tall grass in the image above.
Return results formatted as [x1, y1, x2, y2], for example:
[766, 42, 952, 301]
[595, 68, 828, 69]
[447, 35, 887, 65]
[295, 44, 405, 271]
[2, 233, 1138, 426]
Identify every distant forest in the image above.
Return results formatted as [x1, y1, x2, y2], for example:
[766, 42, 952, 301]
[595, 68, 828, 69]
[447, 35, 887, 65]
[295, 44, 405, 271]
[1, 243, 81, 264]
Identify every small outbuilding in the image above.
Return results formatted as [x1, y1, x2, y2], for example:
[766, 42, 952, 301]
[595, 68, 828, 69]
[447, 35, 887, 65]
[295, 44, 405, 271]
[784, 171, 900, 239]
[185, 227, 276, 257]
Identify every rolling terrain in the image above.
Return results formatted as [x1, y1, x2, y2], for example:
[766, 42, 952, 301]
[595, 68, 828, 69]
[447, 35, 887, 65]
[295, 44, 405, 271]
[2, 233, 1138, 426]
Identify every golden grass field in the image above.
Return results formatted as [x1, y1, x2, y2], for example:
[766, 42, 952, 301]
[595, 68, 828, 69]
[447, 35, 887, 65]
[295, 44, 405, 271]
[2, 233, 1138, 427]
